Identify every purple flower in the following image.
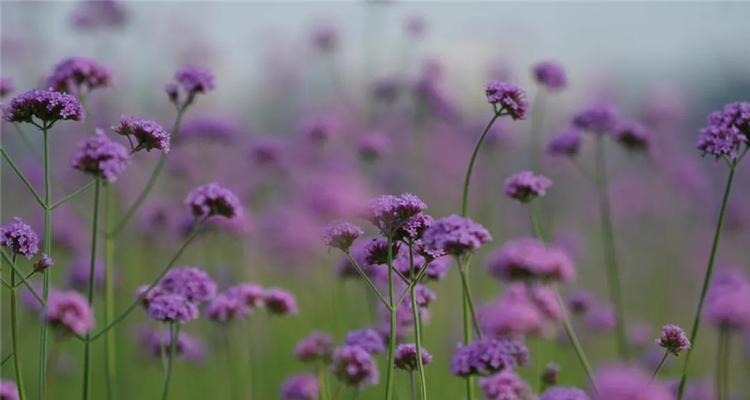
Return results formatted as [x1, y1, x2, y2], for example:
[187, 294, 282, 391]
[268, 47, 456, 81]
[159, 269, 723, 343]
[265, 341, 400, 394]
[250, 138, 283, 166]
[705, 269, 750, 330]
[3, 89, 84, 124]
[540, 387, 591, 400]
[0, 380, 19, 400]
[405, 15, 427, 38]
[330, 345, 379, 388]
[1, 217, 39, 259]
[504, 171, 552, 203]
[280, 373, 319, 400]
[70, 130, 130, 182]
[323, 221, 364, 252]
[70, 0, 128, 31]
[656, 324, 690, 356]
[593, 365, 672, 400]
[179, 116, 239, 144]
[422, 215, 491, 256]
[227, 283, 265, 310]
[696, 102, 750, 161]
[479, 284, 547, 336]
[366, 193, 427, 235]
[573, 103, 619, 133]
[487, 238, 575, 283]
[394, 343, 432, 371]
[302, 116, 336, 145]
[205, 293, 250, 323]
[628, 322, 653, 348]
[112, 116, 170, 153]
[547, 129, 583, 157]
[185, 183, 243, 219]
[0, 77, 14, 98]
[568, 291, 594, 315]
[450, 337, 528, 377]
[143, 328, 205, 362]
[159, 267, 217, 303]
[47, 57, 112, 94]
[45, 290, 94, 335]
[532, 61, 567, 91]
[485, 81, 528, 120]
[264, 288, 298, 315]
[33, 253, 54, 272]
[166, 65, 214, 107]
[479, 370, 531, 400]
[294, 331, 334, 363]
[68, 257, 106, 292]
[586, 305, 617, 332]
[147, 293, 199, 323]
[311, 23, 338, 52]
[345, 329, 385, 354]
[364, 237, 401, 266]
[357, 131, 391, 161]
[542, 363, 560, 387]
[398, 214, 434, 242]
[613, 121, 650, 151]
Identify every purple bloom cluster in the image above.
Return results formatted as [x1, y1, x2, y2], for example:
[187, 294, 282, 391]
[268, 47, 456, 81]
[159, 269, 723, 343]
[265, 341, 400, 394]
[330, 345, 379, 388]
[480, 283, 563, 336]
[179, 116, 239, 144]
[33, 253, 54, 272]
[3, 89, 84, 124]
[70, 0, 128, 31]
[593, 365, 672, 400]
[450, 337, 529, 377]
[547, 129, 583, 157]
[422, 215, 491, 256]
[485, 81, 529, 120]
[0, 380, 19, 400]
[613, 121, 650, 151]
[140, 267, 216, 324]
[572, 102, 619, 133]
[542, 362, 560, 387]
[656, 324, 690, 355]
[166, 65, 214, 107]
[70, 130, 130, 182]
[147, 293, 199, 323]
[68, 257, 106, 292]
[227, 283, 266, 309]
[363, 237, 400, 266]
[366, 193, 427, 235]
[112, 116, 170, 153]
[704, 269, 750, 330]
[185, 183, 243, 219]
[487, 237, 575, 282]
[294, 331, 334, 363]
[696, 102, 750, 161]
[0, 77, 14, 98]
[344, 329, 385, 354]
[322, 221, 364, 251]
[540, 387, 590, 400]
[264, 287, 298, 315]
[280, 373, 319, 400]
[394, 343, 432, 371]
[357, 131, 391, 161]
[479, 370, 530, 400]
[1, 217, 39, 259]
[504, 171, 552, 203]
[142, 328, 205, 362]
[532, 61, 567, 91]
[45, 290, 94, 335]
[159, 267, 217, 303]
[47, 57, 112, 94]
[205, 293, 250, 323]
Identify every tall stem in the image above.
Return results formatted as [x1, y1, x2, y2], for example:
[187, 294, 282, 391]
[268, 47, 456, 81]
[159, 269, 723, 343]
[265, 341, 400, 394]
[161, 323, 179, 400]
[10, 255, 28, 400]
[408, 245, 427, 400]
[528, 88, 545, 171]
[384, 235, 396, 400]
[461, 112, 500, 217]
[81, 178, 101, 400]
[38, 127, 52, 400]
[677, 165, 737, 399]
[103, 186, 117, 400]
[594, 134, 628, 359]
[650, 352, 669, 382]
[714, 329, 725, 400]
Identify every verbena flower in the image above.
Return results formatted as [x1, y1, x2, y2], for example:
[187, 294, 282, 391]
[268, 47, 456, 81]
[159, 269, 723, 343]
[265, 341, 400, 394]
[47, 57, 112, 94]
[484, 81, 528, 119]
[227, 283, 265, 310]
[656, 324, 690, 356]
[573, 102, 619, 133]
[45, 290, 94, 335]
[542, 363, 560, 387]
[185, 183, 243, 219]
[33, 253, 54, 272]
[613, 121, 650, 151]
[70, 130, 130, 182]
[3, 89, 84, 124]
[366, 193, 427, 236]
[280, 373, 319, 400]
[311, 23, 338, 52]
[487, 237, 575, 283]
[70, 0, 128, 31]
[504, 171, 552, 203]
[422, 215, 491, 256]
[166, 65, 214, 107]
[704, 269, 750, 330]
[628, 322, 653, 348]
[532, 61, 567, 91]
[302, 116, 336, 145]
[179, 116, 239, 144]
[159, 267, 217, 303]
[696, 102, 750, 161]
[568, 291, 594, 315]
[112, 115, 170, 153]
[147, 293, 199, 323]
[479, 370, 530, 400]
[0, 77, 14, 98]
[450, 337, 529, 377]
[331, 345, 379, 388]
[344, 329, 385, 354]
[394, 343, 432, 371]
[68, 257, 107, 292]
[364, 237, 401, 265]
[547, 129, 583, 157]
[479, 284, 545, 336]
[593, 365, 672, 400]
[322, 221, 363, 252]
[205, 293, 250, 323]
[294, 331, 334, 363]
[586, 305, 617, 332]
[540, 386, 590, 400]
[357, 131, 391, 161]
[1, 217, 39, 259]
[0, 379, 19, 400]
[264, 288, 298, 315]
[144, 329, 205, 362]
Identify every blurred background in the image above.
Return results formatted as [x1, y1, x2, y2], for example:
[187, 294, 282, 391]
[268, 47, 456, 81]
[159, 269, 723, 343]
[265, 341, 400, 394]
[2, 1, 750, 399]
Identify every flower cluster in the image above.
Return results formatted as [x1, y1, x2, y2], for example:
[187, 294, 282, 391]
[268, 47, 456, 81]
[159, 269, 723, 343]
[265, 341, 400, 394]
[166, 65, 215, 108]
[394, 343, 432, 371]
[479, 284, 563, 336]
[487, 238, 575, 283]
[112, 115, 170, 153]
[704, 269, 750, 330]
[139, 267, 216, 324]
[0, 77, 14, 98]
[344, 329, 385, 354]
[547, 129, 583, 157]
[540, 387, 590, 400]
[365, 193, 427, 236]
[612, 121, 650, 151]
[532, 61, 567, 91]
[1, 217, 39, 259]
[322, 221, 364, 252]
[280, 373, 319, 400]
[696, 102, 750, 161]
[185, 183, 243, 219]
[330, 345, 379, 388]
[421, 215, 491, 256]
[70, 130, 130, 182]
[45, 290, 94, 335]
[479, 370, 530, 400]
[450, 337, 528, 377]
[264, 288, 299, 315]
[294, 331, 334, 363]
[504, 171, 552, 203]
[3, 89, 84, 124]
[572, 102, 619, 133]
[46, 57, 112, 94]
[484, 81, 529, 119]
[593, 365, 671, 400]
[655, 324, 690, 355]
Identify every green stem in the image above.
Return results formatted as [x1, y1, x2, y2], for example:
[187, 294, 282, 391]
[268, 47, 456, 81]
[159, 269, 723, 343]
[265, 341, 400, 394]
[529, 203, 545, 241]
[461, 111, 500, 217]
[1, 352, 13, 367]
[50, 179, 96, 210]
[344, 252, 391, 309]
[82, 179, 101, 400]
[38, 126, 52, 400]
[161, 323, 179, 400]
[384, 235, 396, 400]
[528, 88, 545, 171]
[676, 164, 737, 400]
[594, 134, 628, 360]
[554, 287, 597, 392]
[103, 185, 117, 400]
[715, 328, 726, 400]
[10, 255, 28, 400]
[0, 147, 45, 208]
[408, 245, 427, 400]
[650, 352, 669, 382]
[457, 258, 482, 339]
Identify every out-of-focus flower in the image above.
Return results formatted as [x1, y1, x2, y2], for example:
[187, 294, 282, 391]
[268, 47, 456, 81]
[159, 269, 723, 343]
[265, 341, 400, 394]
[613, 121, 650, 151]
[45, 290, 94, 335]
[0, 380, 19, 400]
[68, 257, 107, 292]
[394, 343, 432, 371]
[205, 293, 250, 323]
[294, 331, 334, 363]
[302, 116, 337, 145]
[487, 237, 574, 283]
[656, 324, 690, 355]
[178, 116, 240, 144]
[628, 322, 652, 348]
[147, 293, 199, 323]
[479, 284, 546, 336]
[264, 288, 298, 315]
[485, 81, 529, 119]
[404, 15, 427, 38]
[504, 171, 552, 203]
[357, 131, 391, 161]
[586, 305, 617, 332]
[592, 365, 672, 400]
[573, 102, 619, 133]
[112, 116, 170, 153]
[70, 130, 130, 182]
[227, 283, 265, 310]
[166, 65, 214, 107]
[70, 0, 128, 31]
[705, 269, 750, 330]
[4, 89, 84, 124]
[366, 193, 427, 236]
[363, 237, 400, 266]
[322, 221, 363, 252]
[185, 183, 243, 220]
[532, 61, 567, 91]
[696, 102, 750, 161]
[345, 329, 385, 354]
[143, 328, 205, 362]
[33, 253, 54, 272]
[568, 291, 594, 315]
[159, 267, 217, 303]
[280, 373, 319, 400]
[450, 337, 528, 377]
[331, 345, 379, 388]
[0, 77, 14, 98]
[479, 370, 531, 400]
[1, 217, 39, 259]
[540, 386, 591, 400]
[547, 129, 583, 157]
[311, 23, 338, 52]
[541, 363, 560, 387]
[47, 57, 111, 95]
[422, 215, 491, 256]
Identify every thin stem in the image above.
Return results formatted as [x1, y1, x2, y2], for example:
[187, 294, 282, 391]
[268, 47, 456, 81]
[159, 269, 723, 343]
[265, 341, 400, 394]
[554, 287, 597, 392]
[650, 352, 669, 382]
[50, 179, 96, 210]
[1, 277, 12, 289]
[394, 260, 430, 309]
[409, 372, 417, 400]
[528, 87, 546, 171]
[1, 147, 46, 208]
[384, 235, 396, 400]
[408, 245, 427, 400]
[1, 352, 13, 367]
[457, 259, 483, 338]
[343, 252, 391, 310]
[88, 217, 206, 342]
[1, 250, 45, 306]
[161, 323, 179, 400]
[715, 328, 726, 400]
[82, 179, 101, 400]
[103, 185, 117, 400]
[10, 256, 28, 400]
[38, 126, 52, 400]
[529, 204, 545, 241]
[461, 112, 501, 217]
[677, 164, 738, 400]
[594, 134, 628, 360]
